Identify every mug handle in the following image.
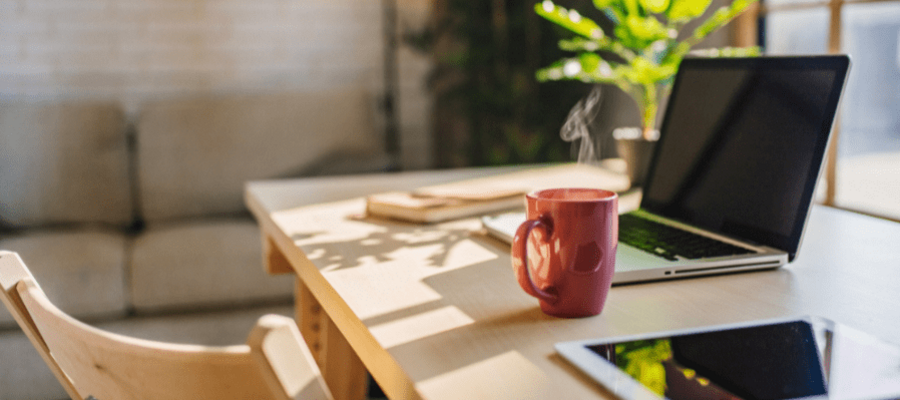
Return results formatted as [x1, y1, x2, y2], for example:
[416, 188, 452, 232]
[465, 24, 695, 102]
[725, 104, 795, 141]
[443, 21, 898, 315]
[511, 218, 558, 303]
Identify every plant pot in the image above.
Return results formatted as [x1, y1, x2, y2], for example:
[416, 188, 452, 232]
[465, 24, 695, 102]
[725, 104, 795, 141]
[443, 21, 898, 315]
[613, 128, 659, 188]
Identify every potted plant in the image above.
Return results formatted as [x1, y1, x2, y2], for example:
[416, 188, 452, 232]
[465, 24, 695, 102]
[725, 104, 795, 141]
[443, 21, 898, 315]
[535, 0, 759, 185]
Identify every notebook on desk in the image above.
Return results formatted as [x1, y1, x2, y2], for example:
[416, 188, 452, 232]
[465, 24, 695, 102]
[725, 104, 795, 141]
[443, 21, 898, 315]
[483, 55, 851, 284]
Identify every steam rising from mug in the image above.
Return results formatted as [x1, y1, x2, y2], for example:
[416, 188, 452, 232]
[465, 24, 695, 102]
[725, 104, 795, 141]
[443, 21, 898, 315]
[560, 86, 603, 165]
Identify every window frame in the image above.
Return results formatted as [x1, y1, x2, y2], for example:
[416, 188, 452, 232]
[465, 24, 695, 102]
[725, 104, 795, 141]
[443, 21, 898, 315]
[730, 0, 898, 207]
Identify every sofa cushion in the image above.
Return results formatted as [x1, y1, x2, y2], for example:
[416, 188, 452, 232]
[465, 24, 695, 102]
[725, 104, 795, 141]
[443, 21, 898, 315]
[136, 90, 382, 222]
[130, 219, 294, 311]
[0, 101, 131, 228]
[0, 229, 129, 328]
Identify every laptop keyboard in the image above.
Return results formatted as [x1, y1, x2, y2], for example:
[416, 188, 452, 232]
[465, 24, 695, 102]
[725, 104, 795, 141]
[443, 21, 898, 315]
[619, 213, 755, 261]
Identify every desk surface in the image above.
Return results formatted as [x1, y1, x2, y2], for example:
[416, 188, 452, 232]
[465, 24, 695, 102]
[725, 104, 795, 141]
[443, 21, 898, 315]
[246, 165, 900, 400]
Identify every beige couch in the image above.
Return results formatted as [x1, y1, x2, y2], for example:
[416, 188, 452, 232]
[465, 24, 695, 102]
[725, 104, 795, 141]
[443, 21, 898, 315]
[0, 90, 387, 399]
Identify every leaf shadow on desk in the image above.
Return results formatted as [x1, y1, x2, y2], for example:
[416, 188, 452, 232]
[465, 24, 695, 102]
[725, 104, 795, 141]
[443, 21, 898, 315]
[296, 216, 486, 273]
[372, 243, 808, 388]
[290, 232, 327, 242]
[372, 248, 598, 384]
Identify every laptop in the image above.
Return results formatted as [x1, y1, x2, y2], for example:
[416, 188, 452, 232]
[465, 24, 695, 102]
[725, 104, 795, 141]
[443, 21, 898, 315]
[483, 55, 851, 284]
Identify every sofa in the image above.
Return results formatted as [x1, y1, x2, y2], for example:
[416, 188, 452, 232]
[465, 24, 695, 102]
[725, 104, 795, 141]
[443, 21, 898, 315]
[0, 89, 388, 399]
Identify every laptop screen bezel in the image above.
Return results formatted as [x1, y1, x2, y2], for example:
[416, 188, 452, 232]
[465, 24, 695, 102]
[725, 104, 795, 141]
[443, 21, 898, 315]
[639, 55, 851, 261]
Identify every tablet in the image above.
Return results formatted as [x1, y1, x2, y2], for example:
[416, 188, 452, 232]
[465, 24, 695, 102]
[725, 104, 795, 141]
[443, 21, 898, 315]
[556, 316, 900, 400]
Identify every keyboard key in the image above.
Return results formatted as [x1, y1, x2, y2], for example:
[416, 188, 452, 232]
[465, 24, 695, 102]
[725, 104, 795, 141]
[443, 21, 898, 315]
[619, 213, 754, 261]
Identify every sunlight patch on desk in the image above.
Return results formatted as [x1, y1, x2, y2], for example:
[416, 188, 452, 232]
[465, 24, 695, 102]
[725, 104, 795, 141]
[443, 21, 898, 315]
[273, 200, 387, 246]
[392, 229, 450, 244]
[382, 243, 446, 267]
[417, 351, 552, 400]
[427, 239, 498, 275]
[369, 306, 474, 349]
[438, 218, 485, 232]
[290, 218, 387, 246]
[324, 239, 500, 321]
[353, 255, 382, 268]
[305, 248, 326, 260]
[319, 263, 342, 273]
[325, 261, 445, 320]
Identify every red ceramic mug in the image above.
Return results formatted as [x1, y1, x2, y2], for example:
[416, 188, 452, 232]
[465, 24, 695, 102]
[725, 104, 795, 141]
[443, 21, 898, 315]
[511, 188, 618, 318]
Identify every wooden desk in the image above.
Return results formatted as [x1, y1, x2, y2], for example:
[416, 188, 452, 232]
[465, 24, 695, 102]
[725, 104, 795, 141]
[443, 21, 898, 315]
[246, 166, 900, 400]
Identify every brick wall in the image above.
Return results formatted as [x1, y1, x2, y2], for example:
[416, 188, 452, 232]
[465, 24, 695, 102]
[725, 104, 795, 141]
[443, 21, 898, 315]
[0, 0, 434, 169]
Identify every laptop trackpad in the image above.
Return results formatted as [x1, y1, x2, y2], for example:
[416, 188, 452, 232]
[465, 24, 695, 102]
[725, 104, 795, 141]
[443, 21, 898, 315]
[615, 244, 678, 271]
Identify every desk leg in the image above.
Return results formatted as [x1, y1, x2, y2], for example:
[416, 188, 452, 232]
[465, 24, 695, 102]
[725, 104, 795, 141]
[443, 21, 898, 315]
[263, 236, 295, 275]
[296, 275, 369, 400]
[263, 235, 369, 400]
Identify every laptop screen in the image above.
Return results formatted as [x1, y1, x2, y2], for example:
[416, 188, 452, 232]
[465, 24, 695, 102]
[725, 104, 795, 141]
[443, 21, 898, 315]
[640, 56, 850, 259]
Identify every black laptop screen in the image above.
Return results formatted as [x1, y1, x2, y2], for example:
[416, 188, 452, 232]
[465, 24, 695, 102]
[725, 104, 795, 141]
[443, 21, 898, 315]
[641, 56, 849, 259]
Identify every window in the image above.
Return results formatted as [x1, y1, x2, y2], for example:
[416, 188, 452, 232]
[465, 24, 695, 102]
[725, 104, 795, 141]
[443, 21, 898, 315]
[733, 0, 900, 221]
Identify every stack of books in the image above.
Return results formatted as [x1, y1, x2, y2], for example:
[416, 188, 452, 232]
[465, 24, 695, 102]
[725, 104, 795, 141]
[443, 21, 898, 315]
[365, 163, 630, 223]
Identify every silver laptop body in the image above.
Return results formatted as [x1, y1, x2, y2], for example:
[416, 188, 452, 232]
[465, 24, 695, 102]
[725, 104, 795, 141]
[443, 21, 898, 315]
[484, 55, 851, 284]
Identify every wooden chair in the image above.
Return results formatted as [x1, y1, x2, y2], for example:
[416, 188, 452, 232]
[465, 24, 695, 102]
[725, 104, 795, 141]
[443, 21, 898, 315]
[0, 250, 333, 400]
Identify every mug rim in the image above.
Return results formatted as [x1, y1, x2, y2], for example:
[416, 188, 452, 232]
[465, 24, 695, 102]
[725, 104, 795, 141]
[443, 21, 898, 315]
[527, 188, 618, 202]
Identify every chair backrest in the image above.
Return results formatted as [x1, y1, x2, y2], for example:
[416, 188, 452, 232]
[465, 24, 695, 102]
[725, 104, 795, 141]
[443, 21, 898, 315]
[0, 251, 332, 400]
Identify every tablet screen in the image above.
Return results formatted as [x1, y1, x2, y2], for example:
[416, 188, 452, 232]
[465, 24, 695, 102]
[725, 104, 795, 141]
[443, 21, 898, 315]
[586, 321, 826, 399]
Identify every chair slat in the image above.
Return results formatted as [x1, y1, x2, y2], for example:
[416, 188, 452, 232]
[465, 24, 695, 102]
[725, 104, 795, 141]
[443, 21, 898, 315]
[1, 251, 333, 400]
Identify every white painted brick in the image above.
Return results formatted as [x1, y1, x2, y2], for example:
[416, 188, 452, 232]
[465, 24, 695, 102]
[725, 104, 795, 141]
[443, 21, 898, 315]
[0, 36, 18, 53]
[206, 6, 281, 25]
[0, 0, 22, 13]
[0, 77, 21, 93]
[24, 43, 111, 65]
[116, 0, 199, 16]
[223, 27, 301, 46]
[52, 64, 140, 77]
[288, 6, 380, 26]
[33, 32, 119, 54]
[48, 11, 116, 32]
[142, 54, 236, 74]
[0, 63, 53, 77]
[24, 0, 109, 13]
[5, 0, 433, 169]
[0, 18, 50, 34]
[144, 20, 222, 36]
[55, 70, 129, 87]
[54, 17, 130, 36]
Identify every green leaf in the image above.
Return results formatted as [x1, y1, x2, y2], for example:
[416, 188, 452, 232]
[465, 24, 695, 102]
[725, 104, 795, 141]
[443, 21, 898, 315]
[625, 56, 677, 85]
[692, 0, 757, 40]
[593, 0, 616, 9]
[536, 55, 622, 84]
[666, 0, 713, 21]
[690, 46, 762, 57]
[559, 37, 602, 52]
[535, 1, 605, 39]
[603, 8, 622, 24]
[616, 15, 668, 48]
[620, 340, 672, 397]
[535, 59, 569, 81]
[623, 0, 640, 15]
[580, 53, 602, 73]
[640, 0, 670, 14]
[631, 15, 668, 40]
